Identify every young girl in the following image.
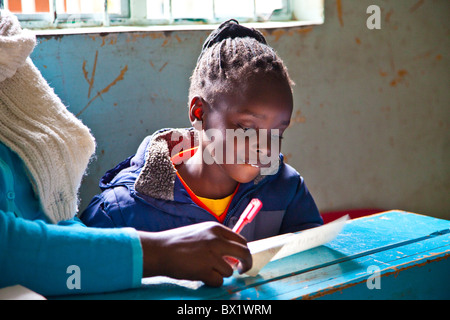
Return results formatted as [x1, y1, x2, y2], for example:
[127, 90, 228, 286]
[81, 20, 323, 241]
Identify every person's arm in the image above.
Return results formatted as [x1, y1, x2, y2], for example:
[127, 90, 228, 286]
[0, 211, 142, 297]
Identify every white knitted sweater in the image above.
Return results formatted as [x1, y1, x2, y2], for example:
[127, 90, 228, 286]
[0, 10, 96, 223]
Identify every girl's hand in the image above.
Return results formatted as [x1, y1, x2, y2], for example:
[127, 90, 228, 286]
[138, 222, 252, 287]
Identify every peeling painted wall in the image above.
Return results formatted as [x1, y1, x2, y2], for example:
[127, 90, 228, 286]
[31, 0, 449, 219]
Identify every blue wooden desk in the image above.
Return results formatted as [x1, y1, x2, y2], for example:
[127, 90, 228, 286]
[55, 210, 450, 300]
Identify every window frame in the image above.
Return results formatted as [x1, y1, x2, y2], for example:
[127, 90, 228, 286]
[1, 0, 324, 30]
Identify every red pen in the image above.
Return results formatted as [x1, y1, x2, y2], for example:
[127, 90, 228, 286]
[232, 198, 263, 234]
[226, 198, 263, 268]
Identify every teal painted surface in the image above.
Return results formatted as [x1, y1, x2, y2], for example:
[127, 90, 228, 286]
[52, 211, 450, 300]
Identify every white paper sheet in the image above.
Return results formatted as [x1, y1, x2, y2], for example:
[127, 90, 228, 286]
[244, 215, 349, 276]
[0, 285, 46, 300]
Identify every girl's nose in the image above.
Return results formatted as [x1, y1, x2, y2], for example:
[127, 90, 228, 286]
[250, 130, 276, 164]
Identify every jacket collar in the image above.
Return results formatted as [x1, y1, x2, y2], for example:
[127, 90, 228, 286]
[134, 128, 196, 201]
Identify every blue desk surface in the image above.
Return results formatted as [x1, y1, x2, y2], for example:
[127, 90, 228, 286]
[55, 210, 450, 300]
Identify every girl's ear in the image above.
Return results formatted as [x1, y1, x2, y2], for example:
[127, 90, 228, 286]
[189, 96, 204, 130]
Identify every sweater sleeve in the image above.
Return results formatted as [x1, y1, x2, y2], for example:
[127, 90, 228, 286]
[0, 210, 143, 297]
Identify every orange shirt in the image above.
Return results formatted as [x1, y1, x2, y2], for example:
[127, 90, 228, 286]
[172, 147, 239, 223]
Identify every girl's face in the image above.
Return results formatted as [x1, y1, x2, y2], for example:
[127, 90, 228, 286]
[199, 76, 293, 184]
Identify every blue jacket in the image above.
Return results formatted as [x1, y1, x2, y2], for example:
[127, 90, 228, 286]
[81, 128, 323, 241]
[0, 142, 142, 296]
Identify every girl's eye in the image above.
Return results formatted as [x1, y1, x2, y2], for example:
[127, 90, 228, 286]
[273, 134, 284, 140]
[271, 130, 284, 140]
[238, 124, 252, 132]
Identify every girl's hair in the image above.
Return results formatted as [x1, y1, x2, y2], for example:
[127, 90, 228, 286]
[189, 19, 294, 106]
